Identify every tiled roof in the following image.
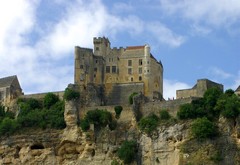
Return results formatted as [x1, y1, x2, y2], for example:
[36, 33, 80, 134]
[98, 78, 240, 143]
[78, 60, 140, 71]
[126, 46, 145, 50]
[236, 85, 240, 92]
[0, 75, 17, 88]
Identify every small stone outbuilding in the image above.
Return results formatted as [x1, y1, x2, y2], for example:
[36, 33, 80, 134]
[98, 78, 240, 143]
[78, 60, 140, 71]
[0, 75, 23, 106]
[176, 79, 223, 99]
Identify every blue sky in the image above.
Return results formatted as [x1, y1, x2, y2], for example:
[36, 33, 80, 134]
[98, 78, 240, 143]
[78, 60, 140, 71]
[0, 0, 240, 99]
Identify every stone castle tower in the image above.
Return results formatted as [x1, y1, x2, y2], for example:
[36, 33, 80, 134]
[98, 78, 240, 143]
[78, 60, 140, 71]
[74, 37, 163, 104]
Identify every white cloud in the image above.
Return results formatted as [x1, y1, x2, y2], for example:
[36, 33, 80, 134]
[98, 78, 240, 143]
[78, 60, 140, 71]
[159, 0, 240, 26]
[208, 67, 233, 79]
[163, 79, 191, 100]
[190, 24, 212, 36]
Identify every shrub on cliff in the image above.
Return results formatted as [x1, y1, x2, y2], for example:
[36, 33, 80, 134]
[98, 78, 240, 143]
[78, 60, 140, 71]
[114, 106, 123, 118]
[159, 109, 171, 120]
[129, 92, 138, 104]
[0, 118, 19, 136]
[43, 93, 59, 109]
[117, 140, 137, 164]
[138, 114, 159, 135]
[191, 117, 217, 140]
[64, 87, 80, 101]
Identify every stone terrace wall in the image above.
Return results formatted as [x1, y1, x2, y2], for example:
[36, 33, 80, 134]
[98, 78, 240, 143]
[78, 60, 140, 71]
[21, 91, 64, 100]
[141, 97, 199, 118]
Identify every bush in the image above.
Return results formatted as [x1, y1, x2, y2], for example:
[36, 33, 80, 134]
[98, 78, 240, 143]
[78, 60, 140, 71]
[159, 110, 170, 120]
[64, 87, 80, 101]
[114, 106, 123, 118]
[0, 118, 19, 136]
[109, 120, 117, 130]
[43, 93, 59, 109]
[129, 92, 138, 104]
[117, 140, 137, 164]
[177, 103, 195, 119]
[85, 109, 112, 128]
[191, 117, 217, 140]
[138, 114, 159, 135]
[80, 119, 90, 132]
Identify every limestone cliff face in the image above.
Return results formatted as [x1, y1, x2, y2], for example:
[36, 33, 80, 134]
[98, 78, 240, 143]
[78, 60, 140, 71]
[0, 101, 240, 165]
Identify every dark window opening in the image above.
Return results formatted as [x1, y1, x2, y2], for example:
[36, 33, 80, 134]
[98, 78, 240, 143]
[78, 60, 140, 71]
[131, 77, 133, 82]
[106, 66, 110, 73]
[80, 65, 84, 69]
[112, 66, 117, 73]
[139, 59, 142, 65]
[128, 68, 132, 75]
[128, 60, 132, 66]
[139, 76, 142, 81]
[94, 68, 97, 72]
[96, 60, 98, 63]
[96, 47, 99, 51]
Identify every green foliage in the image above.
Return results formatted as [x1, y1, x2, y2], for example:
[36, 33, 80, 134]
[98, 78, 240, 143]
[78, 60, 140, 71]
[114, 106, 123, 118]
[203, 87, 223, 116]
[64, 87, 80, 101]
[225, 89, 235, 97]
[177, 103, 195, 119]
[84, 109, 112, 128]
[0, 118, 19, 136]
[17, 99, 66, 130]
[129, 92, 138, 104]
[80, 119, 90, 132]
[117, 140, 137, 164]
[159, 109, 171, 120]
[210, 151, 223, 163]
[191, 117, 217, 140]
[138, 114, 159, 135]
[0, 105, 15, 121]
[111, 159, 120, 165]
[43, 93, 59, 109]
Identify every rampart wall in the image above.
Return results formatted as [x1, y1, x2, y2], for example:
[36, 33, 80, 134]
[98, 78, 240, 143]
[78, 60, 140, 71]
[20, 91, 64, 100]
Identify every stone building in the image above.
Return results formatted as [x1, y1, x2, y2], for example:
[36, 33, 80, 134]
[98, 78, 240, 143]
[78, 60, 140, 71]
[0, 75, 22, 106]
[176, 79, 223, 99]
[235, 86, 240, 96]
[74, 37, 163, 105]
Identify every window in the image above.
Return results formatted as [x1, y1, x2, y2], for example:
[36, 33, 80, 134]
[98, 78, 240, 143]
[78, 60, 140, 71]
[94, 68, 97, 72]
[139, 59, 142, 65]
[131, 77, 133, 82]
[94, 74, 96, 78]
[139, 68, 142, 74]
[112, 66, 117, 73]
[96, 47, 99, 51]
[139, 76, 142, 81]
[96, 60, 98, 63]
[128, 60, 132, 66]
[80, 65, 84, 69]
[106, 66, 110, 73]
[128, 68, 132, 75]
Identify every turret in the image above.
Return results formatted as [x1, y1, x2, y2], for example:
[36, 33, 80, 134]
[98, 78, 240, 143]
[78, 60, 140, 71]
[93, 37, 111, 57]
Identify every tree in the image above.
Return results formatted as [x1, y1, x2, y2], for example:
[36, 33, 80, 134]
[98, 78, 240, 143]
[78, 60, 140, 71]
[117, 140, 137, 164]
[177, 103, 195, 119]
[191, 117, 217, 140]
[114, 106, 123, 118]
[138, 114, 159, 135]
[43, 93, 59, 109]
[64, 87, 80, 101]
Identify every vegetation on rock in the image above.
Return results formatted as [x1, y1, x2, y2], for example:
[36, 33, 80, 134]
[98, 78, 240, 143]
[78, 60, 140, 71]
[117, 140, 137, 164]
[159, 109, 171, 120]
[191, 117, 217, 140]
[114, 105, 123, 119]
[63, 87, 80, 101]
[129, 92, 138, 104]
[138, 114, 159, 135]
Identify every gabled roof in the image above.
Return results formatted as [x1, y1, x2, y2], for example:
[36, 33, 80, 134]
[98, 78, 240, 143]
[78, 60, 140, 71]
[236, 85, 240, 92]
[0, 75, 17, 88]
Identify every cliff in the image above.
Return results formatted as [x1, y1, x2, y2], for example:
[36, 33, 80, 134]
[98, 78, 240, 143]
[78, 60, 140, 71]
[0, 100, 240, 165]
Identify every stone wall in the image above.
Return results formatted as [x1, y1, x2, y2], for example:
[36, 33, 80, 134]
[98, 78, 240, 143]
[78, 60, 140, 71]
[21, 91, 64, 100]
[105, 83, 144, 105]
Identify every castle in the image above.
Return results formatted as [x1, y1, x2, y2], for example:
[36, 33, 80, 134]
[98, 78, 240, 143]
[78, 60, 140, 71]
[74, 37, 163, 105]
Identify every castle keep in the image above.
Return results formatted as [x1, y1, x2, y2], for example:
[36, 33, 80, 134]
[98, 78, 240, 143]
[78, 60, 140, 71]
[74, 37, 163, 105]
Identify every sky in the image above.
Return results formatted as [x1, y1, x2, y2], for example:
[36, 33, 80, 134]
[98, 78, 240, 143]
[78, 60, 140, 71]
[0, 0, 240, 99]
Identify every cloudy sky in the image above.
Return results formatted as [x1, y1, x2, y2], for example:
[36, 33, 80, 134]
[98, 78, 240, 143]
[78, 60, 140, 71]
[0, 0, 240, 99]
